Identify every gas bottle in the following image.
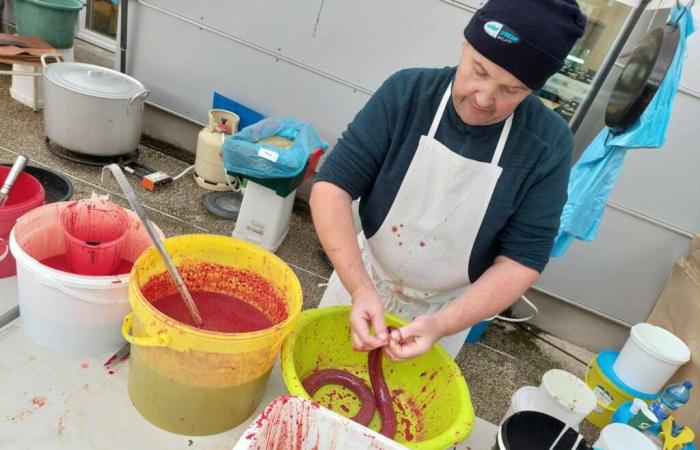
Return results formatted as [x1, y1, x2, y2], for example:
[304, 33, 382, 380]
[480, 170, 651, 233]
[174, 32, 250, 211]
[194, 109, 240, 191]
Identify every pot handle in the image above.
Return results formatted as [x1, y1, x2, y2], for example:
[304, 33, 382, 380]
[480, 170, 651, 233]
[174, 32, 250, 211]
[122, 313, 171, 348]
[128, 90, 151, 106]
[0, 237, 8, 263]
[40, 53, 62, 69]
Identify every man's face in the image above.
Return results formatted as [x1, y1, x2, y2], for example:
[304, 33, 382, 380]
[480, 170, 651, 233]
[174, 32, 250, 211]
[452, 41, 532, 126]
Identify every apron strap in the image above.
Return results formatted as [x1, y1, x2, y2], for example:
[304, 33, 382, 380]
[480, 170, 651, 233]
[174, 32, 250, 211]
[428, 83, 453, 139]
[490, 114, 513, 166]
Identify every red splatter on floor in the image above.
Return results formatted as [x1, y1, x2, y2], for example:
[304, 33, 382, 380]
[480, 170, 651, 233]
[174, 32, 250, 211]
[31, 396, 46, 407]
[399, 242, 403, 246]
[391, 226, 398, 233]
[108, 370, 115, 375]
[80, 362, 88, 369]
[419, 241, 426, 247]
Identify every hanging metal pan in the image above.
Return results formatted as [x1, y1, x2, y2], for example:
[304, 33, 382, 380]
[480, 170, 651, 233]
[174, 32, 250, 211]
[605, 24, 680, 135]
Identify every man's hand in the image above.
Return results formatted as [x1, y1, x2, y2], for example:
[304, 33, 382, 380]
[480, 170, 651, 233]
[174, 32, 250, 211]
[384, 315, 445, 361]
[349, 283, 389, 351]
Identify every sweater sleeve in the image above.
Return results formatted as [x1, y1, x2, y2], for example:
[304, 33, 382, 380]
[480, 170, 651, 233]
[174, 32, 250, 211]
[315, 72, 402, 199]
[498, 128, 573, 272]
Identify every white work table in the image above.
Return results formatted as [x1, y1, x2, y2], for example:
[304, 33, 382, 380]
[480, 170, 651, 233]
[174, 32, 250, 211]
[0, 319, 498, 450]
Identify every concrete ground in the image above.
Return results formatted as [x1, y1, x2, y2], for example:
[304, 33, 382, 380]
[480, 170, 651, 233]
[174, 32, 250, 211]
[0, 40, 602, 444]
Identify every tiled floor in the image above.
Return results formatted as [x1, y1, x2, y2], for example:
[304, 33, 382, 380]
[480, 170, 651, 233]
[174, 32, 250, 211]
[0, 53, 601, 443]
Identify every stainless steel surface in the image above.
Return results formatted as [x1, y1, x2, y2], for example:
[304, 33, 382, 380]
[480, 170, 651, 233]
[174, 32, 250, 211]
[41, 57, 148, 157]
[100, 164, 203, 327]
[0, 155, 27, 206]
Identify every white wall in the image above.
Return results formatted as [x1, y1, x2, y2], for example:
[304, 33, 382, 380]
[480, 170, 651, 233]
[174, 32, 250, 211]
[126, 0, 477, 147]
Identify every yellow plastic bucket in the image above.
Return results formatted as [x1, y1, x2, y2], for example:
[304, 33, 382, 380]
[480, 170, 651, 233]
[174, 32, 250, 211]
[123, 234, 302, 435]
[585, 350, 658, 428]
[281, 306, 474, 450]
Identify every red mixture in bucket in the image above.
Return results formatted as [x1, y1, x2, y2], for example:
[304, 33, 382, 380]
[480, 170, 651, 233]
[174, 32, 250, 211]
[40, 254, 133, 275]
[153, 291, 272, 332]
[140, 262, 288, 333]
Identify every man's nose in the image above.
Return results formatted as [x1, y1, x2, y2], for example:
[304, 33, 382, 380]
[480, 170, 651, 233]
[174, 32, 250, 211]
[474, 86, 496, 108]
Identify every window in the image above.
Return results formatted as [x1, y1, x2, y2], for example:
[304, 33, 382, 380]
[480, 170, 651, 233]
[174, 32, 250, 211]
[77, 0, 119, 52]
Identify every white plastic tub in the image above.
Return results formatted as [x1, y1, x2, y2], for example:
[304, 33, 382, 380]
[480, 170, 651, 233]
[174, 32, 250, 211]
[233, 395, 407, 450]
[613, 323, 690, 395]
[8, 201, 161, 355]
[501, 371, 596, 430]
[594, 423, 656, 450]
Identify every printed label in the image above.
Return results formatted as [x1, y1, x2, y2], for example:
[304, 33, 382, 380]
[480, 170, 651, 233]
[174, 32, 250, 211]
[258, 147, 279, 163]
[484, 21, 521, 44]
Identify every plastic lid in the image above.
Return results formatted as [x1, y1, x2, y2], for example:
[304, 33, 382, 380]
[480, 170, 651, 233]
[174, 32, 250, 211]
[44, 63, 146, 99]
[684, 381, 694, 389]
[541, 369, 597, 415]
[631, 323, 691, 365]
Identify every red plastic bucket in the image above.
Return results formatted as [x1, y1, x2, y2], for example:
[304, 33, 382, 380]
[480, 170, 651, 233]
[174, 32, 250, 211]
[60, 199, 129, 276]
[0, 166, 45, 279]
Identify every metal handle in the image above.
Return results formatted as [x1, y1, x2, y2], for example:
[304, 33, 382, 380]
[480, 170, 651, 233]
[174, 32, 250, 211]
[100, 164, 203, 327]
[40, 54, 62, 69]
[128, 90, 150, 106]
[122, 313, 171, 348]
[34, 272, 125, 305]
[0, 156, 28, 206]
[0, 237, 8, 263]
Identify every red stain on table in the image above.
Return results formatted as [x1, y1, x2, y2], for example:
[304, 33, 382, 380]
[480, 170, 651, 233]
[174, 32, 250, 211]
[31, 396, 46, 407]
[80, 362, 89, 369]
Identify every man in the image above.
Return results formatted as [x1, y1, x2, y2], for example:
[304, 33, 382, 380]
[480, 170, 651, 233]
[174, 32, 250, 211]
[310, 0, 586, 360]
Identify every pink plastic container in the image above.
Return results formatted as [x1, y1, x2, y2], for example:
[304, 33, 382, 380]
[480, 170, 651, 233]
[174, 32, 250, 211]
[0, 166, 45, 280]
[60, 199, 129, 276]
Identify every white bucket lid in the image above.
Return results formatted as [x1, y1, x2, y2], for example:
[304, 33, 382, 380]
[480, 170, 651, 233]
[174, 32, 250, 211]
[631, 323, 691, 365]
[541, 369, 597, 415]
[596, 423, 656, 450]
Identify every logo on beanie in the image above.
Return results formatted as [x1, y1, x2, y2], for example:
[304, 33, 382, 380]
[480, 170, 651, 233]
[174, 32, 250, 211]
[484, 21, 521, 44]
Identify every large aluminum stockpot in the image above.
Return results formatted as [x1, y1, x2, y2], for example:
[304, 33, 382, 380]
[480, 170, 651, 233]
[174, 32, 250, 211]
[41, 54, 150, 157]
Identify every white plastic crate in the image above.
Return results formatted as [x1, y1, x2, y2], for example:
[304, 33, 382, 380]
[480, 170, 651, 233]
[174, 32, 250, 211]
[232, 395, 408, 450]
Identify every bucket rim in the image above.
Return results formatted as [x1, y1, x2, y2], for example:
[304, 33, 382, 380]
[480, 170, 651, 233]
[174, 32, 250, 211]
[15, 0, 84, 12]
[630, 323, 691, 365]
[0, 169, 45, 218]
[127, 234, 304, 346]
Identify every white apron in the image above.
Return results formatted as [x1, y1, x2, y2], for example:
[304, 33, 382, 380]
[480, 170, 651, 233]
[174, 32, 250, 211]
[320, 83, 513, 358]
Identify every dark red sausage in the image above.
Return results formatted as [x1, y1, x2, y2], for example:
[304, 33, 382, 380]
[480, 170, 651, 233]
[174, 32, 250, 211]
[302, 369, 377, 426]
[368, 346, 397, 438]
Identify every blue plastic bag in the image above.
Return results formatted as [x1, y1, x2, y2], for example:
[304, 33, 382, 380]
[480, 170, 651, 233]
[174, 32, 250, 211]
[222, 117, 328, 179]
[551, 5, 695, 257]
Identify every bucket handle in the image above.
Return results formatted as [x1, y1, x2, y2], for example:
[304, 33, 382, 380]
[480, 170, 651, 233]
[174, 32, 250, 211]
[40, 54, 62, 69]
[35, 272, 124, 306]
[122, 313, 171, 348]
[0, 237, 8, 263]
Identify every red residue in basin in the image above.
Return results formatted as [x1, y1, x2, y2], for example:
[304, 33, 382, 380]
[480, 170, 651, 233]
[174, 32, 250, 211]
[140, 262, 288, 331]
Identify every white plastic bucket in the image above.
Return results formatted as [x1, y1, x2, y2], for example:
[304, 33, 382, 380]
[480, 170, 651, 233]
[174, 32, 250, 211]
[502, 371, 597, 430]
[593, 423, 656, 450]
[613, 323, 690, 395]
[9, 202, 162, 355]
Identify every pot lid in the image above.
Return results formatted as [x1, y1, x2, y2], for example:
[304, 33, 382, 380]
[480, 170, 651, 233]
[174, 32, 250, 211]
[44, 62, 146, 99]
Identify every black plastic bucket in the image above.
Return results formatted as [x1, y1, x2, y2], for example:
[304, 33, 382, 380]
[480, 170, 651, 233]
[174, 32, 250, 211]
[494, 412, 591, 450]
[1, 163, 73, 203]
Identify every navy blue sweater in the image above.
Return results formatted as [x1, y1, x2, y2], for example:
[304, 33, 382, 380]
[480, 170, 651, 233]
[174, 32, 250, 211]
[316, 67, 572, 280]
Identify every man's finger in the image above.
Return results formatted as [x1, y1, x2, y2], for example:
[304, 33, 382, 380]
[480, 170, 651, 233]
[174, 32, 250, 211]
[350, 312, 383, 349]
[371, 311, 388, 343]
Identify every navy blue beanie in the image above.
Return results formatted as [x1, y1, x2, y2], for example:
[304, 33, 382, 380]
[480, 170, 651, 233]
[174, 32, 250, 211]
[463, 0, 587, 90]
